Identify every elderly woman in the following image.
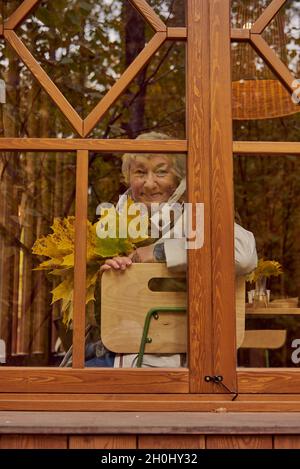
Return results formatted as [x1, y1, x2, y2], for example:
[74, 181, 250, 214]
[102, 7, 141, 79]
[93, 131, 257, 368]
[100, 132, 187, 274]
[62, 131, 257, 368]
[101, 131, 257, 276]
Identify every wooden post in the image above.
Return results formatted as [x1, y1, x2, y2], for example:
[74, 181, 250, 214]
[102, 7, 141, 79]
[188, 0, 236, 393]
[72, 150, 88, 368]
[210, 0, 236, 393]
[187, 0, 213, 393]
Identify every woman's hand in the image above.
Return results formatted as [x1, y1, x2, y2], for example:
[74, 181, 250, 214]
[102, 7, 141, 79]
[100, 244, 155, 273]
[100, 256, 132, 273]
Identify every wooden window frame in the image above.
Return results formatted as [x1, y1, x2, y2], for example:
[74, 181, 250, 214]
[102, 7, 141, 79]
[0, 0, 300, 411]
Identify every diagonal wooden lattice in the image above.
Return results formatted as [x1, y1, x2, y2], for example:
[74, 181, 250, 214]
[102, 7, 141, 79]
[0, 0, 186, 137]
[0, 0, 296, 136]
[231, 0, 297, 99]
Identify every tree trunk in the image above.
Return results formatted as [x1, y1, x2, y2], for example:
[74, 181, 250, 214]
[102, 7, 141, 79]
[122, 2, 146, 137]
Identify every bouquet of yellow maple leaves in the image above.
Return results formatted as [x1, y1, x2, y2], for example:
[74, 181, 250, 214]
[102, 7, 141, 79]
[32, 198, 148, 327]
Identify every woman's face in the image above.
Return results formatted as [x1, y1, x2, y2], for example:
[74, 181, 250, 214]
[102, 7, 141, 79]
[129, 155, 178, 207]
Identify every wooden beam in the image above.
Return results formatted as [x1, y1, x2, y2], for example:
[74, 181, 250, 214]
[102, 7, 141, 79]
[238, 370, 300, 393]
[72, 150, 89, 369]
[4, 394, 300, 411]
[129, 0, 166, 32]
[251, 0, 286, 34]
[4, 30, 83, 136]
[0, 369, 189, 393]
[167, 28, 187, 40]
[250, 34, 295, 95]
[0, 139, 188, 152]
[83, 32, 166, 136]
[4, 0, 40, 30]
[187, 0, 214, 393]
[210, 0, 236, 393]
[233, 141, 300, 154]
[231, 29, 250, 42]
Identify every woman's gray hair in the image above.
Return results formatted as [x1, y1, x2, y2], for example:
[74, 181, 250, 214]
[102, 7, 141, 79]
[122, 132, 186, 185]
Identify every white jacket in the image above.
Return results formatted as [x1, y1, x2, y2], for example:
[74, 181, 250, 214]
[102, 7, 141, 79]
[163, 222, 257, 275]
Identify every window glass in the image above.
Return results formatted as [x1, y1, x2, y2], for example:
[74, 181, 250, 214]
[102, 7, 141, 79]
[0, 151, 75, 366]
[235, 154, 300, 368]
[83, 149, 188, 369]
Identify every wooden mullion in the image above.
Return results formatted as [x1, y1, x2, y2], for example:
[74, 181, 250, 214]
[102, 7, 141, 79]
[72, 150, 89, 369]
[250, 34, 295, 94]
[83, 32, 166, 136]
[210, 0, 236, 393]
[233, 142, 300, 155]
[4, 0, 41, 30]
[4, 30, 83, 136]
[251, 0, 287, 34]
[129, 0, 167, 32]
[188, 0, 213, 393]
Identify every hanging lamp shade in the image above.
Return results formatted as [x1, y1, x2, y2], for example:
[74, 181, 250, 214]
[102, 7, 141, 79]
[231, 0, 300, 120]
[232, 79, 299, 120]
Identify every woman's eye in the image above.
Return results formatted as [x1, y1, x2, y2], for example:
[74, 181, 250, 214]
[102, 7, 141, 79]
[156, 170, 168, 176]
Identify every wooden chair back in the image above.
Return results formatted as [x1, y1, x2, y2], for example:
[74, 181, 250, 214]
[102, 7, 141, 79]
[101, 264, 246, 353]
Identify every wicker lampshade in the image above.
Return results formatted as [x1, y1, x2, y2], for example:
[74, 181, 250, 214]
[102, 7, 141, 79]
[232, 0, 300, 120]
[232, 79, 299, 120]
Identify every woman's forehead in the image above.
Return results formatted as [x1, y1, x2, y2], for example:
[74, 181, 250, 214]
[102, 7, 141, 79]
[130, 155, 171, 168]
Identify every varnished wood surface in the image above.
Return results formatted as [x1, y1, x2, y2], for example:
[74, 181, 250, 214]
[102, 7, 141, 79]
[0, 139, 187, 152]
[231, 29, 250, 41]
[233, 142, 300, 154]
[3, 398, 300, 412]
[206, 435, 272, 449]
[251, 0, 286, 34]
[130, 0, 166, 32]
[0, 369, 188, 393]
[3, 394, 300, 412]
[69, 435, 136, 449]
[72, 150, 89, 368]
[210, 0, 236, 393]
[167, 28, 187, 39]
[101, 265, 186, 353]
[0, 435, 67, 449]
[139, 435, 205, 449]
[240, 330, 287, 349]
[238, 370, 300, 393]
[4, 0, 40, 30]
[274, 436, 300, 448]
[1, 412, 300, 434]
[2, 433, 300, 449]
[187, 0, 213, 394]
